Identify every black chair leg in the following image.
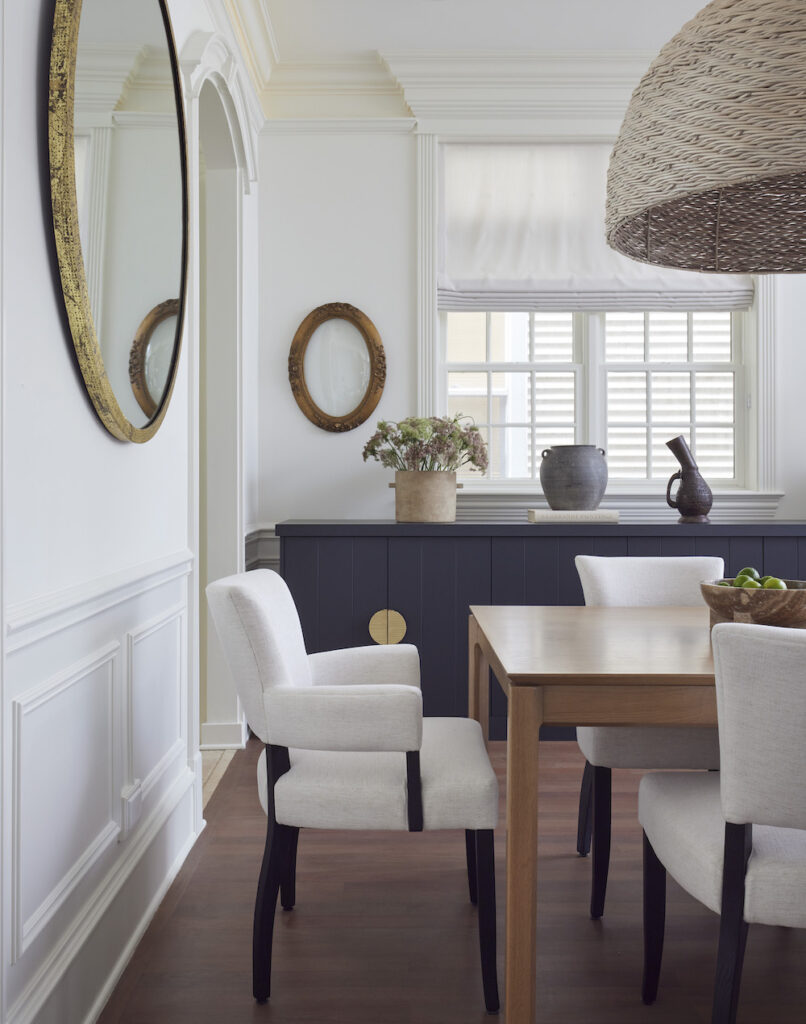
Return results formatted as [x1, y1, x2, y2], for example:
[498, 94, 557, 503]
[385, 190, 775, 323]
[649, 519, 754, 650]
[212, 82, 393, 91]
[253, 821, 294, 1003]
[590, 765, 611, 919]
[465, 829, 478, 905]
[475, 829, 500, 1014]
[712, 823, 751, 1024]
[281, 827, 300, 911]
[576, 760, 594, 856]
[642, 832, 666, 1005]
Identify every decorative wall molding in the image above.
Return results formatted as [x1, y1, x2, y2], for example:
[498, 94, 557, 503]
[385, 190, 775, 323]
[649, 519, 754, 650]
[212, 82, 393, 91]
[383, 50, 653, 124]
[221, 0, 279, 93]
[200, 720, 249, 749]
[74, 44, 140, 114]
[5, 548, 193, 652]
[245, 525, 279, 572]
[11, 644, 120, 963]
[417, 133, 439, 416]
[112, 111, 178, 129]
[6, 768, 196, 1024]
[455, 489, 785, 524]
[261, 117, 416, 135]
[126, 603, 186, 810]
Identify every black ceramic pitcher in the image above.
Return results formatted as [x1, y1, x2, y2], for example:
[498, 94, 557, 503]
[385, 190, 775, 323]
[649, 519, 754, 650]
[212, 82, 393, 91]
[665, 435, 712, 523]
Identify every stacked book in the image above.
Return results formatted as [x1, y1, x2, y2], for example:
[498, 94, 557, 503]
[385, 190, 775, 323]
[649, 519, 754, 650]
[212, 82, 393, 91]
[527, 509, 619, 523]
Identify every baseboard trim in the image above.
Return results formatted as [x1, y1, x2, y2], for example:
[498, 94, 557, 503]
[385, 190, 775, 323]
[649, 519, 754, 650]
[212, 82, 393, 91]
[200, 718, 248, 749]
[244, 525, 279, 572]
[6, 768, 198, 1024]
[82, 824, 202, 1024]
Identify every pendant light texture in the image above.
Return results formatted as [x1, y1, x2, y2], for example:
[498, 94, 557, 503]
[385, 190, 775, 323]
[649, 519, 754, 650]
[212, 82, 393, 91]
[606, 0, 806, 273]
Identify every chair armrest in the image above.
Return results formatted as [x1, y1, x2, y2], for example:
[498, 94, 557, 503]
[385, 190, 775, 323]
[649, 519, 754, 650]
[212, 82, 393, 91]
[264, 683, 422, 752]
[308, 644, 421, 689]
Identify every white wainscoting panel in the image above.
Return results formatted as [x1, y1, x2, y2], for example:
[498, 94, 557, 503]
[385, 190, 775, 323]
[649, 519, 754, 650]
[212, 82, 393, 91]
[127, 604, 185, 805]
[11, 643, 120, 963]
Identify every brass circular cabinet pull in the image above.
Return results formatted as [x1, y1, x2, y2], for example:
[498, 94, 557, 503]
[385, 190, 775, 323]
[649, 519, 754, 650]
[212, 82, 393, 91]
[368, 609, 407, 645]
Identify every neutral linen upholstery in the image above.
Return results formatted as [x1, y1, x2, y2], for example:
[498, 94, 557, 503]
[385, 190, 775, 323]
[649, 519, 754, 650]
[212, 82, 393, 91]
[206, 569, 312, 743]
[575, 555, 723, 769]
[640, 772, 806, 928]
[265, 683, 423, 752]
[713, 623, 806, 831]
[309, 644, 421, 689]
[258, 717, 498, 832]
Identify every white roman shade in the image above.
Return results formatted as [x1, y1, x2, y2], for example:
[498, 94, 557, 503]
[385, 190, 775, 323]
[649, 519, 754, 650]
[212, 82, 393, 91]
[438, 144, 755, 312]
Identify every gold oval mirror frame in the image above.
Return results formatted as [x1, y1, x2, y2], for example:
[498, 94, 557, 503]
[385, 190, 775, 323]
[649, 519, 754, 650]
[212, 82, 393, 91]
[288, 303, 386, 433]
[129, 298, 180, 419]
[48, 0, 189, 442]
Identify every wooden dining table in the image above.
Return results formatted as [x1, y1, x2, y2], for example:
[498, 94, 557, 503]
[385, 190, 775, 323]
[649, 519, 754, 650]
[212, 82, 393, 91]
[467, 604, 717, 1024]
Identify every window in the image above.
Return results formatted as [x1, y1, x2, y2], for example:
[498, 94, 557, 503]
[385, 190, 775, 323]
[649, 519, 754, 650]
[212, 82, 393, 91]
[444, 309, 744, 486]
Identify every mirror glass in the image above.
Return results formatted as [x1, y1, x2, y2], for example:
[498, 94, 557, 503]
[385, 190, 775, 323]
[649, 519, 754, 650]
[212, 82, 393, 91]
[69, 0, 184, 432]
[303, 318, 372, 417]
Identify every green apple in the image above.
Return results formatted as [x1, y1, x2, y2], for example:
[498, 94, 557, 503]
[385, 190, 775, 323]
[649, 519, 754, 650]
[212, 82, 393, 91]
[732, 575, 751, 587]
[759, 576, 773, 584]
[737, 566, 760, 580]
[762, 577, 787, 589]
[741, 578, 762, 589]
[717, 580, 732, 587]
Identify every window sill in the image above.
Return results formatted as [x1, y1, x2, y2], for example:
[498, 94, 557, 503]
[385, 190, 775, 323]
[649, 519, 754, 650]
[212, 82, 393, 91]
[455, 486, 785, 524]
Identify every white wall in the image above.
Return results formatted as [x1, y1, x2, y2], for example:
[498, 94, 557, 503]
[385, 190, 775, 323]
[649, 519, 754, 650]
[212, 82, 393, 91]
[258, 129, 416, 525]
[256, 125, 806, 526]
[0, 2, 227, 1021]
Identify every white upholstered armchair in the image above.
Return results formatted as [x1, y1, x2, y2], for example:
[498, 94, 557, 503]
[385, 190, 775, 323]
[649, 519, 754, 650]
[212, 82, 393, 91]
[574, 555, 723, 918]
[206, 569, 500, 1013]
[640, 623, 806, 1023]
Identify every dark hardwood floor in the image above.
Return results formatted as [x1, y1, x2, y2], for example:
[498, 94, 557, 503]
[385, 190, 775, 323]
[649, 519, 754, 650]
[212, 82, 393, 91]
[98, 739, 806, 1023]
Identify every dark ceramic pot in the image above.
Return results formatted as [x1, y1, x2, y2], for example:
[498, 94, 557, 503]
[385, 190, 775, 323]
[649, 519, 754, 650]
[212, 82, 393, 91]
[539, 445, 608, 511]
[666, 435, 713, 523]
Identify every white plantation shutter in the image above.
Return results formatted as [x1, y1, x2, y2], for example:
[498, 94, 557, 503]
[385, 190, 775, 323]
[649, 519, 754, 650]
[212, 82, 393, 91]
[439, 144, 755, 312]
[604, 312, 737, 481]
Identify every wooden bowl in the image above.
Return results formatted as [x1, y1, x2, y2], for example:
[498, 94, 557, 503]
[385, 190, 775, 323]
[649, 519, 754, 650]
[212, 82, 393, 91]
[700, 579, 806, 629]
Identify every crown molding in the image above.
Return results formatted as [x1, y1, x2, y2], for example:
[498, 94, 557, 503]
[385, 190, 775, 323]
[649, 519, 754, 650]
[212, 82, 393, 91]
[382, 50, 655, 122]
[262, 57, 411, 118]
[220, 0, 279, 92]
[261, 117, 416, 136]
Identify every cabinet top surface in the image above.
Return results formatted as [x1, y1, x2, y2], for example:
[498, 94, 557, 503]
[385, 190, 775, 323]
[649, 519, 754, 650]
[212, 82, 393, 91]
[276, 519, 806, 537]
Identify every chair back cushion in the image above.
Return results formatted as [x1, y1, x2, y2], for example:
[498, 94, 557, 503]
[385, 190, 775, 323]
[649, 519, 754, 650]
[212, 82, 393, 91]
[713, 622, 806, 831]
[206, 570, 311, 743]
[575, 555, 724, 607]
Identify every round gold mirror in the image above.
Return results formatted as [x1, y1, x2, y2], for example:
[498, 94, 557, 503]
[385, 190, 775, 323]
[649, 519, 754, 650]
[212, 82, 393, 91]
[49, 0, 188, 442]
[288, 303, 386, 432]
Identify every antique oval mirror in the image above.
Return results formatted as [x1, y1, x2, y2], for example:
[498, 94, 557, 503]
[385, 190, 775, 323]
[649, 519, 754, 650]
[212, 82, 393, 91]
[49, 0, 188, 442]
[288, 303, 386, 432]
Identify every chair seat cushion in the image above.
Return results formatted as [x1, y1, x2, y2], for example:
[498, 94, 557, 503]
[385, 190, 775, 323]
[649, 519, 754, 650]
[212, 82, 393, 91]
[577, 725, 720, 770]
[639, 772, 806, 928]
[258, 717, 498, 831]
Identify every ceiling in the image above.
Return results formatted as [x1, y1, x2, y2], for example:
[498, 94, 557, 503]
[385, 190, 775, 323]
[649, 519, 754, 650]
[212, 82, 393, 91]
[264, 0, 708, 60]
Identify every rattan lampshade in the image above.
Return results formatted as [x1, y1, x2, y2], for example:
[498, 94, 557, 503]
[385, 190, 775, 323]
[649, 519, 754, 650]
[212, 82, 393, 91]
[606, 0, 806, 273]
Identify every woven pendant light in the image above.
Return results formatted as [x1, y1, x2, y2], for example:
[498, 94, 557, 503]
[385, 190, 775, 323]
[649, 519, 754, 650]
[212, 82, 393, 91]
[606, 0, 806, 273]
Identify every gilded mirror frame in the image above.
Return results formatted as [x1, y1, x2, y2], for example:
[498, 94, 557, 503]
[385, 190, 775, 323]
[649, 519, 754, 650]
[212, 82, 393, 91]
[288, 303, 386, 433]
[48, 0, 189, 442]
[129, 298, 180, 419]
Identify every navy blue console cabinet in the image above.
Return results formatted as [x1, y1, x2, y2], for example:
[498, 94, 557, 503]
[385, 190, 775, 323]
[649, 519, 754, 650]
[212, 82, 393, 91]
[276, 521, 806, 740]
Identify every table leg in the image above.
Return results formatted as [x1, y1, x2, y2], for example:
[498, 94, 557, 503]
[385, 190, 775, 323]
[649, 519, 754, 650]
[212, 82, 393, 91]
[468, 616, 490, 743]
[506, 686, 543, 1024]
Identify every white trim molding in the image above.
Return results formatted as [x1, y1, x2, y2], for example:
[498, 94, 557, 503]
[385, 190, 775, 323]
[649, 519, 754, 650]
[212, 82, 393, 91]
[455, 488, 784, 524]
[5, 549, 193, 653]
[417, 133, 439, 416]
[754, 275, 777, 493]
[11, 644, 120, 963]
[261, 117, 416, 135]
[245, 524, 279, 572]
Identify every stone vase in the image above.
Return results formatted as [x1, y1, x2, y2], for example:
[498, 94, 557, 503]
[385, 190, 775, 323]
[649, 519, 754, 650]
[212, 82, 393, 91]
[392, 471, 460, 522]
[539, 445, 608, 511]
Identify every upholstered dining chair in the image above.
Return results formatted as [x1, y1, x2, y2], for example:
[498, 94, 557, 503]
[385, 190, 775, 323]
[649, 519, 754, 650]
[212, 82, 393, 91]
[640, 623, 806, 1023]
[574, 554, 723, 918]
[206, 569, 500, 1013]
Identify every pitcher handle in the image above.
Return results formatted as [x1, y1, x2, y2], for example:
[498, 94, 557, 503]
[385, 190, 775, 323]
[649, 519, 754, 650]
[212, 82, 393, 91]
[666, 471, 682, 509]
